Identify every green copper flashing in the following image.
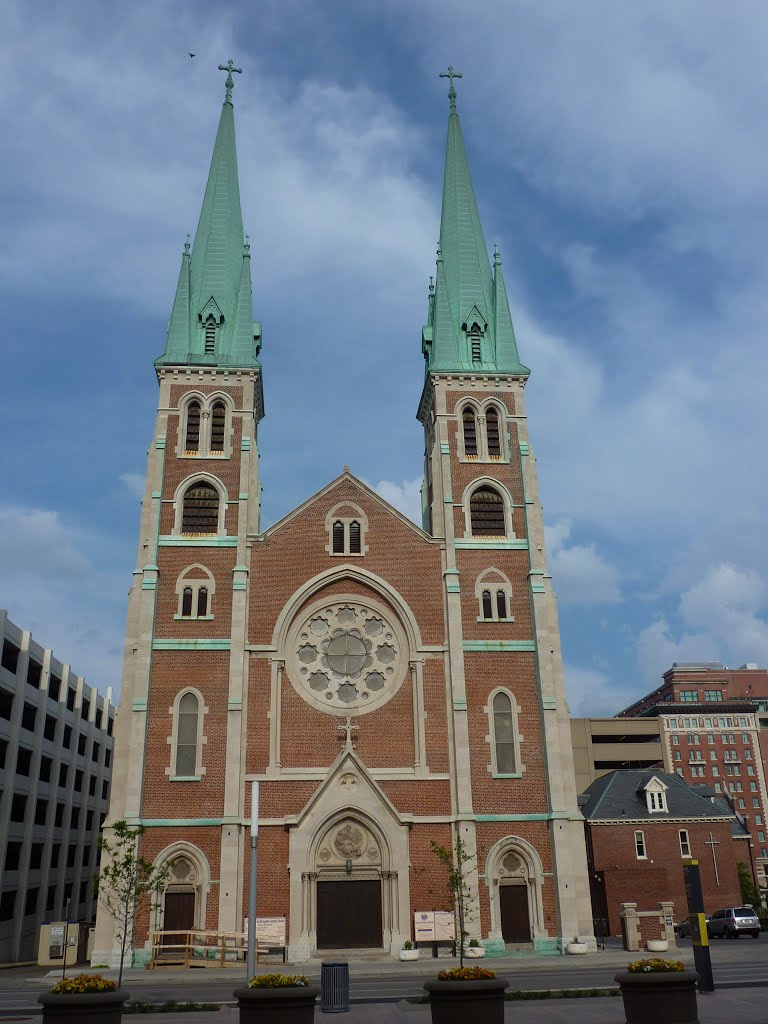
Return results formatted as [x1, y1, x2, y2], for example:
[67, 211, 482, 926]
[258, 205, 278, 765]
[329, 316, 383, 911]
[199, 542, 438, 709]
[463, 640, 536, 652]
[158, 536, 237, 547]
[422, 72, 529, 378]
[454, 538, 529, 550]
[157, 63, 262, 375]
[152, 639, 231, 651]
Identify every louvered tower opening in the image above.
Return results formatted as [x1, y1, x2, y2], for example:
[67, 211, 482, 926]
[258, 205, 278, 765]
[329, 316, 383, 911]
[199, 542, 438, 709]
[349, 521, 362, 554]
[470, 486, 505, 536]
[332, 521, 345, 554]
[486, 407, 501, 458]
[181, 483, 219, 534]
[469, 324, 481, 362]
[204, 317, 216, 354]
[463, 408, 478, 457]
[185, 401, 201, 452]
[210, 402, 226, 452]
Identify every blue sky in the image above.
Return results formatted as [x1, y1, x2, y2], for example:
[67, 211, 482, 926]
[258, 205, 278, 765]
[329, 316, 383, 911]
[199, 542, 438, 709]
[2, 0, 767, 714]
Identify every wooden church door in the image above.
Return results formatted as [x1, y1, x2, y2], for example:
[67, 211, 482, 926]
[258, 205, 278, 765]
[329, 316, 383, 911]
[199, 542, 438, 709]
[500, 884, 531, 943]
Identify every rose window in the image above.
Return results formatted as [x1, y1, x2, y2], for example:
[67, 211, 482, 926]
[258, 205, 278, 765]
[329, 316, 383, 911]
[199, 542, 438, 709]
[287, 600, 406, 714]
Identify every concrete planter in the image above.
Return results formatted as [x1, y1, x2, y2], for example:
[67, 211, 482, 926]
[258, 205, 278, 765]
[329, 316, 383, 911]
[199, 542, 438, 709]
[566, 942, 588, 954]
[234, 984, 320, 1023]
[424, 978, 508, 1024]
[646, 940, 669, 952]
[615, 970, 699, 1024]
[37, 989, 129, 1024]
[464, 945, 486, 958]
[399, 948, 420, 961]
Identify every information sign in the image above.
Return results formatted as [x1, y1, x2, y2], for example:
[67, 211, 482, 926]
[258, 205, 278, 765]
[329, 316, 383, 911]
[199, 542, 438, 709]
[49, 925, 65, 959]
[434, 911, 455, 940]
[255, 917, 286, 946]
[414, 912, 435, 942]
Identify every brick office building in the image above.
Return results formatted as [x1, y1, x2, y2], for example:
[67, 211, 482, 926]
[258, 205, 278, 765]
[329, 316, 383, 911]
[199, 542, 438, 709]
[92, 68, 593, 965]
[582, 770, 743, 936]
[620, 666, 768, 892]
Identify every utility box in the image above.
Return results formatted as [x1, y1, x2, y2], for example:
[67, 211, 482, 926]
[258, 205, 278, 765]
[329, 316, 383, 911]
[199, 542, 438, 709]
[38, 922, 80, 967]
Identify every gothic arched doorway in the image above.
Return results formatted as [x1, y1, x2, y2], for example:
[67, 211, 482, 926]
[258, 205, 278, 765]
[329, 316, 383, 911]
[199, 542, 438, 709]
[315, 818, 383, 949]
[486, 837, 546, 949]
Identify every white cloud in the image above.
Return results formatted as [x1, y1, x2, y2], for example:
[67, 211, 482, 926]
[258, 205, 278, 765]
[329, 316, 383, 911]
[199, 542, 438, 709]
[563, 662, 637, 718]
[635, 563, 768, 683]
[0, 505, 92, 577]
[545, 519, 621, 606]
[368, 478, 423, 526]
[119, 473, 145, 498]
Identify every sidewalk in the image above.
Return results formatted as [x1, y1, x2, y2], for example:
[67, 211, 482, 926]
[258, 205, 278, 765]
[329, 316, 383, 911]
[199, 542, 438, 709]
[18, 989, 768, 1023]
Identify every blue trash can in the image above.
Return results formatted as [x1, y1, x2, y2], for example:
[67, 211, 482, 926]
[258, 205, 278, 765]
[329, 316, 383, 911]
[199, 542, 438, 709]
[321, 960, 349, 1013]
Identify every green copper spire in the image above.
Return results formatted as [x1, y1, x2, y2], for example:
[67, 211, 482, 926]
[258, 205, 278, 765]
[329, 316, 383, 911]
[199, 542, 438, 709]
[422, 70, 528, 376]
[157, 61, 261, 369]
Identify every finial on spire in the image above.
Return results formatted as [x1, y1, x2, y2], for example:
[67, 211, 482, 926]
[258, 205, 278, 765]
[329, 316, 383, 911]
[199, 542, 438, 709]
[429, 275, 434, 296]
[218, 59, 242, 104]
[439, 65, 463, 110]
[494, 243, 501, 266]
[436, 242, 443, 262]
[244, 233, 251, 255]
[184, 234, 190, 254]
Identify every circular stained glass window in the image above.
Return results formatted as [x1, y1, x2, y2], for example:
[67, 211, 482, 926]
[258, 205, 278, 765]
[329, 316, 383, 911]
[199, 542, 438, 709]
[287, 598, 406, 714]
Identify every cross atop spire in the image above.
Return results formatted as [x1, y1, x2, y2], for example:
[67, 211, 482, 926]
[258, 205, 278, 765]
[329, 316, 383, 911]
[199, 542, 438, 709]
[439, 66, 462, 109]
[218, 59, 242, 104]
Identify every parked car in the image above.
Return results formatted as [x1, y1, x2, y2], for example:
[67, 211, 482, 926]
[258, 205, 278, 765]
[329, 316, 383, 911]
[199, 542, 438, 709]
[676, 915, 709, 938]
[707, 906, 761, 939]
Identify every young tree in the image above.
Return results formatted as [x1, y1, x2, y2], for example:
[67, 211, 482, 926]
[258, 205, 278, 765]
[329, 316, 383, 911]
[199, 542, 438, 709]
[737, 860, 760, 908]
[97, 820, 170, 988]
[431, 835, 477, 967]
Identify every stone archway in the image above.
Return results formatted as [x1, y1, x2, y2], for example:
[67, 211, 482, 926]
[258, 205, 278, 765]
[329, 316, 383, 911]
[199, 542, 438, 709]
[286, 750, 410, 961]
[153, 843, 210, 937]
[484, 837, 547, 953]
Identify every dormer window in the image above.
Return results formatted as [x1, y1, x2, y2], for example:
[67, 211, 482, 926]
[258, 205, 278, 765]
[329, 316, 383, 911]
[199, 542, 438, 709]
[642, 776, 669, 814]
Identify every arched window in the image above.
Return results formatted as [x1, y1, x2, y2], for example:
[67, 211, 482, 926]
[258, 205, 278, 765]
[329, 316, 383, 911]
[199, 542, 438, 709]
[204, 317, 216, 355]
[463, 408, 478, 457]
[470, 486, 505, 536]
[486, 407, 501, 458]
[176, 693, 199, 777]
[175, 565, 215, 620]
[209, 402, 226, 452]
[185, 401, 201, 452]
[493, 692, 517, 774]
[332, 521, 345, 554]
[496, 590, 507, 620]
[181, 483, 219, 534]
[482, 591, 493, 619]
[469, 324, 481, 362]
[181, 588, 193, 617]
[196, 587, 208, 618]
[349, 521, 361, 554]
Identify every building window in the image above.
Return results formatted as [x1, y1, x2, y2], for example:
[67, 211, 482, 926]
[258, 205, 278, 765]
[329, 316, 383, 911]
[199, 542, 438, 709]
[168, 689, 207, 780]
[635, 831, 646, 858]
[1, 639, 20, 673]
[674, 750, 681, 761]
[210, 401, 226, 452]
[486, 689, 523, 777]
[672, 735, 679, 745]
[325, 504, 368, 556]
[481, 591, 493, 619]
[185, 401, 201, 452]
[176, 565, 215, 620]
[463, 408, 478, 457]
[181, 482, 220, 534]
[469, 486, 505, 536]
[679, 690, 698, 702]
[679, 830, 691, 857]
[475, 569, 514, 621]
[645, 784, 668, 813]
[486, 407, 501, 458]
[704, 690, 723, 701]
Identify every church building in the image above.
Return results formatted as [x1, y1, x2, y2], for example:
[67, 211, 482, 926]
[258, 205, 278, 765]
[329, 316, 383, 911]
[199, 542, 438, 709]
[93, 64, 594, 964]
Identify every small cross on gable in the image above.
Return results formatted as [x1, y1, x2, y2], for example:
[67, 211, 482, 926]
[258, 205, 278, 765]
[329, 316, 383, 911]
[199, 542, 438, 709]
[337, 716, 358, 749]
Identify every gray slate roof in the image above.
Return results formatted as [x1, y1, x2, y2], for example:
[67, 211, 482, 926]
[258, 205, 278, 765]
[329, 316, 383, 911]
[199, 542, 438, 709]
[581, 770, 734, 822]
[689, 785, 751, 838]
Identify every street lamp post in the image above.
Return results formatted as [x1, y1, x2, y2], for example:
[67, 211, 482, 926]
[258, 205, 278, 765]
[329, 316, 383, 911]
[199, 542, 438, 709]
[246, 781, 259, 979]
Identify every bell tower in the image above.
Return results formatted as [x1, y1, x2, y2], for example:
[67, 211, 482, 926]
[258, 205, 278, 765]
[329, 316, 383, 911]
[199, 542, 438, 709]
[93, 61, 264, 965]
[418, 70, 594, 950]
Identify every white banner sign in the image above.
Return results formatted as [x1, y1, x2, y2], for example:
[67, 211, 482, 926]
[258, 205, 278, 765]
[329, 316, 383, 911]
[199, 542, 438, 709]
[413, 911, 455, 942]
[245, 916, 286, 946]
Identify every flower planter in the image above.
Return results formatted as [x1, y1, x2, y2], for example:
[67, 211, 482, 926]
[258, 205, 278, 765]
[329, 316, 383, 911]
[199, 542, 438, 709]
[424, 978, 508, 1024]
[400, 948, 420, 961]
[566, 942, 588, 954]
[646, 940, 669, 952]
[233, 984, 320, 1024]
[37, 989, 129, 1023]
[615, 970, 699, 1024]
[464, 945, 486, 958]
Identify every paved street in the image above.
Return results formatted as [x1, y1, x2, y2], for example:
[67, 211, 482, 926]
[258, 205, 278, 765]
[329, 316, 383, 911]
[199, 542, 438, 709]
[0, 935, 765, 1019]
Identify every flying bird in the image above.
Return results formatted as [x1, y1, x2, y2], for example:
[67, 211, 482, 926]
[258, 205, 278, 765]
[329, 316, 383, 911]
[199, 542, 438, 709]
[189, 53, 195, 58]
